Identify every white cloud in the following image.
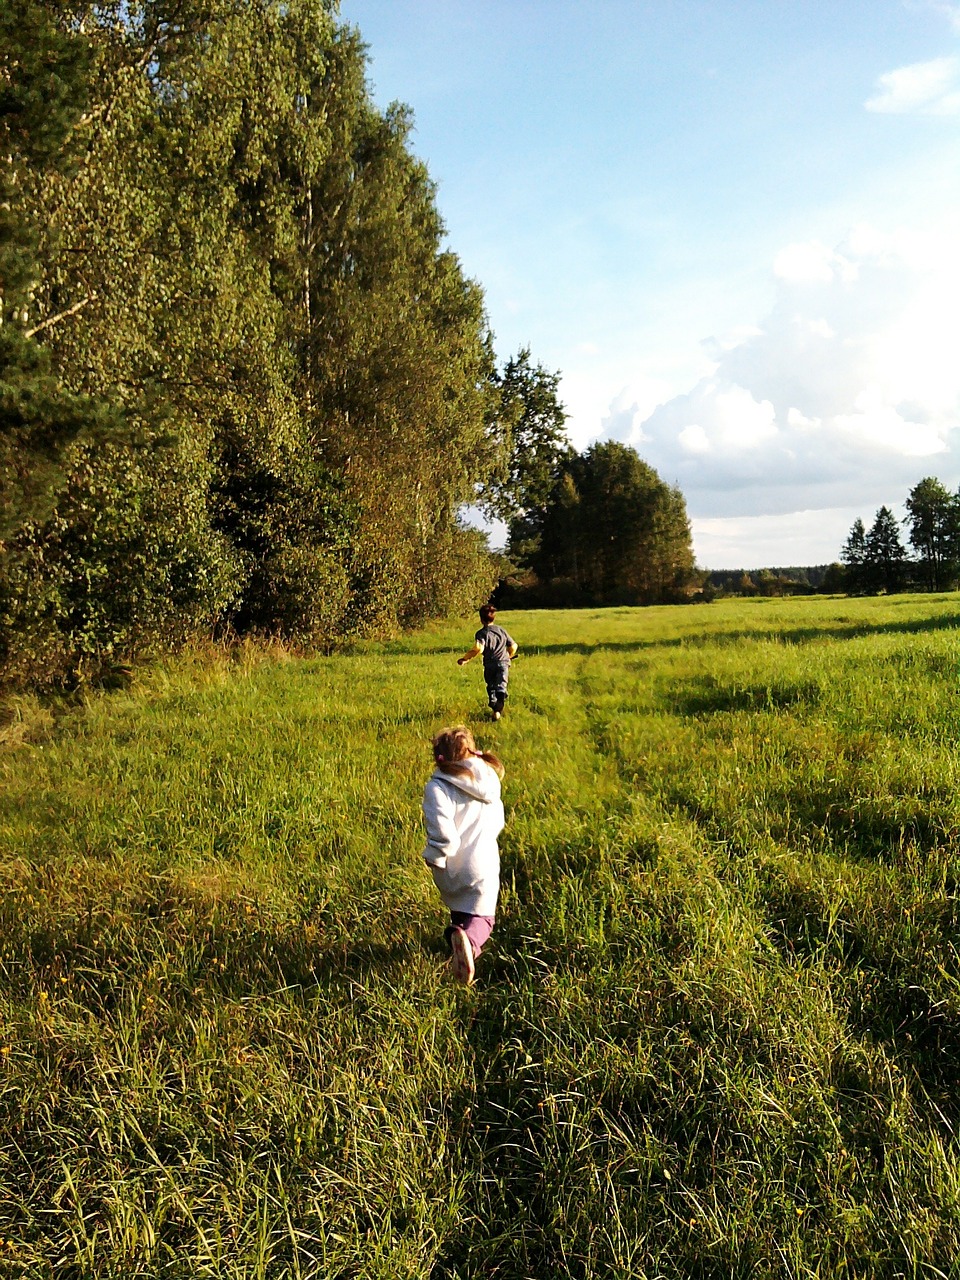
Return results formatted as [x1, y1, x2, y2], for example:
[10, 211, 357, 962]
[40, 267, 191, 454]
[773, 241, 856, 285]
[786, 408, 821, 432]
[678, 424, 710, 454]
[806, 318, 836, 340]
[604, 219, 960, 527]
[833, 386, 947, 457]
[701, 324, 764, 358]
[713, 385, 777, 448]
[564, 370, 677, 451]
[692, 508, 877, 570]
[865, 55, 960, 115]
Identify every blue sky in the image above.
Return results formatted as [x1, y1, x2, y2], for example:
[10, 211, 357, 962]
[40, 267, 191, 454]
[337, 0, 960, 568]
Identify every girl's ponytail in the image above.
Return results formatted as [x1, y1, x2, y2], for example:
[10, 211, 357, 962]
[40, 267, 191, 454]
[476, 750, 504, 778]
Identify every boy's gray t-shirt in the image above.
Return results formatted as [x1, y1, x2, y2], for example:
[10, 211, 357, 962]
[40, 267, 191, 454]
[475, 623, 515, 670]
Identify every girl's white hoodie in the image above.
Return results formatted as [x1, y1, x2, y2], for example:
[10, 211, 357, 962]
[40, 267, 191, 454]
[421, 756, 504, 916]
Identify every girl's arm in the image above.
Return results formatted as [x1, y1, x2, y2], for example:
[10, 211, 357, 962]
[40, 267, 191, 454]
[422, 780, 460, 867]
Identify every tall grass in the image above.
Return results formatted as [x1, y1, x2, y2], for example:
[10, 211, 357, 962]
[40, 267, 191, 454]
[3, 594, 960, 1277]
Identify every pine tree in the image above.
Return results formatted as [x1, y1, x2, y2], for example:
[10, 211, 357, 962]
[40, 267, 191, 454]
[864, 506, 907, 595]
[841, 517, 868, 595]
[905, 477, 958, 592]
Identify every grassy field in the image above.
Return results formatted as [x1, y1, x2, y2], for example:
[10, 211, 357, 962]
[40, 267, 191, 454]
[4, 594, 960, 1278]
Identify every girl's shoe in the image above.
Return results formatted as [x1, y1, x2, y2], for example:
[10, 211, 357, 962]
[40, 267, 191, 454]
[450, 926, 476, 986]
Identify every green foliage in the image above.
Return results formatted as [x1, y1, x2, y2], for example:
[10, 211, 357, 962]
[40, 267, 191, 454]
[842, 508, 908, 596]
[0, 0, 124, 537]
[842, 517, 868, 593]
[864, 506, 908, 595]
[820, 561, 847, 593]
[905, 476, 960, 592]
[481, 347, 571, 564]
[4, 595, 960, 1273]
[398, 522, 501, 628]
[485, 374, 695, 608]
[2, 0, 505, 687]
[534, 440, 697, 604]
[842, 477, 960, 598]
[303, 91, 500, 631]
[1, 432, 240, 685]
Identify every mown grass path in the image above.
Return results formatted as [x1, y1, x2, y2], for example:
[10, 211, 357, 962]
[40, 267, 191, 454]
[4, 595, 960, 1278]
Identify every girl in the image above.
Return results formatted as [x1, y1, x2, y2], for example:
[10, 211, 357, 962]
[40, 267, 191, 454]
[421, 726, 505, 986]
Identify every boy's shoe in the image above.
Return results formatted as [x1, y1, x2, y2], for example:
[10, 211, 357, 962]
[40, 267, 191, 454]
[450, 926, 476, 986]
[491, 710, 501, 721]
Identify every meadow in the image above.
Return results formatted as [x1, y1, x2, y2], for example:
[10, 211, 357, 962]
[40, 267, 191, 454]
[3, 593, 960, 1278]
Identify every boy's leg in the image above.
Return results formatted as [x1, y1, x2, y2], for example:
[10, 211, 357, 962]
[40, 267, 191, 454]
[487, 665, 508, 718]
[484, 672, 499, 712]
[497, 664, 509, 715]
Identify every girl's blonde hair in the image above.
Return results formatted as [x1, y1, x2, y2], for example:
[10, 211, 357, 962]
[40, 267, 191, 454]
[432, 726, 504, 779]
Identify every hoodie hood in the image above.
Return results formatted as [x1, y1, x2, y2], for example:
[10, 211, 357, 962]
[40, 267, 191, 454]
[431, 755, 501, 804]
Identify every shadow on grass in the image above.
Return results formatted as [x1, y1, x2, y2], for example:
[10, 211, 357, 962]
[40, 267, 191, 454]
[664, 773, 955, 862]
[663, 676, 822, 717]
[809, 797, 954, 860]
[429, 934, 605, 1278]
[428, 913, 896, 1279]
[0, 876, 428, 1015]
[394, 608, 960, 667]
[777, 788, 952, 860]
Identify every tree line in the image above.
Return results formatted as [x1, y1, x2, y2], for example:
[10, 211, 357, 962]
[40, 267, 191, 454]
[1, 1, 695, 690]
[1, 0, 509, 688]
[703, 567, 830, 598]
[487, 352, 697, 608]
[840, 478, 960, 595]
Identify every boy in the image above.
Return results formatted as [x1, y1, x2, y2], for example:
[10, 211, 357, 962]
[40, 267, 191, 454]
[458, 604, 518, 721]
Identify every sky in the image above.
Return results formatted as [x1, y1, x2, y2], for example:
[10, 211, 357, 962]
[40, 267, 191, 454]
[336, 0, 960, 569]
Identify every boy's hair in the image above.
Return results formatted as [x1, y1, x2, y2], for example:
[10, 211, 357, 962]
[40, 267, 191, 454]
[432, 725, 504, 779]
[479, 603, 496, 624]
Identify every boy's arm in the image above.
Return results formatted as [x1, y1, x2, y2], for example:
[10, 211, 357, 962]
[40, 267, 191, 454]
[507, 641, 518, 658]
[457, 641, 483, 665]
